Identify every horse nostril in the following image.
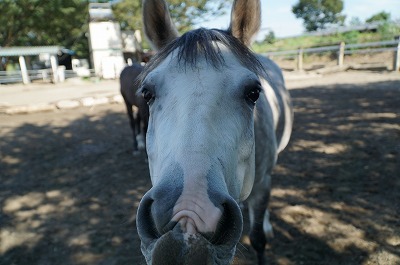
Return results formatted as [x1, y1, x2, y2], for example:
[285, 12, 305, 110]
[137, 184, 181, 240]
[137, 193, 160, 245]
[209, 200, 243, 247]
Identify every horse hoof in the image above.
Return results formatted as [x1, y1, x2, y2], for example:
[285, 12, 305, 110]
[137, 134, 146, 150]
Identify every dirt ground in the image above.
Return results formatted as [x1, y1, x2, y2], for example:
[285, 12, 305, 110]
[1, 71, 399, 265]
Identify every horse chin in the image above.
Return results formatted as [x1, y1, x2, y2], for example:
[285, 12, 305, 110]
[142, 226, 236, 265]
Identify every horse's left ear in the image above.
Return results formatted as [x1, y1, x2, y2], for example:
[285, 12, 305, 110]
[228, 0, 261, 47]
[142, 0, 179, 50]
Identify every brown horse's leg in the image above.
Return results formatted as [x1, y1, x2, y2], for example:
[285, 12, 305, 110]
[124, 101, 138, 154]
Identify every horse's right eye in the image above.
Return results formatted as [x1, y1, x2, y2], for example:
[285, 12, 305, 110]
[245, 82, 262, 105]
[142, 89, 154, 103]
[246, 88, 260, 104]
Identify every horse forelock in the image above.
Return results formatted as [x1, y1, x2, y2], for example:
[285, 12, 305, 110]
[139, 28, 265, 83]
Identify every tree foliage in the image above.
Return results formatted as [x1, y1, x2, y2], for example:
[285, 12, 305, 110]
[0, 0, 89, 57]
[366, 11, 391, 23]
[112, 0, 142, 32]
[292, 0, 345, 32]
[0, 0, 229, 59]
[263, 30, 276, 44]
[349, 17, 362, 26]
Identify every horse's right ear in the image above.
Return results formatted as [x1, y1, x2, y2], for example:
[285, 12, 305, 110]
[142, 0, 179, 50]
[228, 0, 261, 47]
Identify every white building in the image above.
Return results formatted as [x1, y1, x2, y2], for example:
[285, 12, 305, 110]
[88, 3, 125, 79]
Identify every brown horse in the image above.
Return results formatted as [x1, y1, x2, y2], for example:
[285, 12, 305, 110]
[119, 63, 149, 155]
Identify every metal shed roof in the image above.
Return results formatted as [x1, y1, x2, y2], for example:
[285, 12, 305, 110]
[89, 3, 114, 21]
[0, 46, 71, 57]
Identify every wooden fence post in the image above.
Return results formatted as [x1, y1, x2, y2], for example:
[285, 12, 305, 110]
[338, 42, 345, 66]
[18, 56, 30, 84]
[50, 55, 59, 83]
[297, 48, 303, 71]
[393, 38, 400, 72]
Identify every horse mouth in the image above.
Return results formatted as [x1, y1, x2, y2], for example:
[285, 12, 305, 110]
[137, 182, 244, 264]
[152, 227, 210, 265]
[138, 200, 242, 265]
[147, 225, 236, 265]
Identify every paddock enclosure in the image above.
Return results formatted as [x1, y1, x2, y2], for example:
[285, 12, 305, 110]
[1, 71, 399, 265]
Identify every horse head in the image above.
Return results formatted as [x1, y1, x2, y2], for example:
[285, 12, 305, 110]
[136, 0, 283, 264]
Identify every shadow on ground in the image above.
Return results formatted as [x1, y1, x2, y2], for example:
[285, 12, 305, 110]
[1, 79, 399, 265]
[1, 108, 149, 265]
[237, 80, 400, 265]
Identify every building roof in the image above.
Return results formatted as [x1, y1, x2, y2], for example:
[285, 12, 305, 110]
[89, 3, 114, 21]
[0, 46, 72, 57]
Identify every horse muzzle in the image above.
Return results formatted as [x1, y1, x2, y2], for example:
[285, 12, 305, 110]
[136, 182, 243, 265]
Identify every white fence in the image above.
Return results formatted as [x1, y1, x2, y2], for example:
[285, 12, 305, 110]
[0, 69, 56, 84]
[263, 39, 400, 72]
[0, 68, 95, 84]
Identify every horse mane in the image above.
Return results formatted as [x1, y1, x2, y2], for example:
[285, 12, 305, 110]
[139, 28, 265, 82]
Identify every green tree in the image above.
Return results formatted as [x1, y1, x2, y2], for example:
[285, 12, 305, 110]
[263, 30, 276, 44]
[366, 11, 391, 23]
[0, 0, 89, 57]
[292, 0, 345, 32]
[112, 0, 142, 31]
[349, 17, 362, 26]
[0, 0, 230, 59]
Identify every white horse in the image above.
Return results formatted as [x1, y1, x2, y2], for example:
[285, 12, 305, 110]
[136, 0, 293, 264]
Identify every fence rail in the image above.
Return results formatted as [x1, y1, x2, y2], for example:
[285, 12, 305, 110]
[0, 71, 23, 84]
[0, 68, 95, 84]
[263, 39, 400, 72]
[0, 69, 54, 84]
[1, 40, 399, 84]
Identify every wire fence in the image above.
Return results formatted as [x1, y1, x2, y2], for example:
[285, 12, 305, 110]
[263, 39, 400, 72]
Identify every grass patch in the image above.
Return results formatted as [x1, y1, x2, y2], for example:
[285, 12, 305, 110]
[252, 24, 400, 53]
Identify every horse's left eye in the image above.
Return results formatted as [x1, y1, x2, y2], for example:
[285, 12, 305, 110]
[142, 89, 154, 103]
[246, 87, 261, 104]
